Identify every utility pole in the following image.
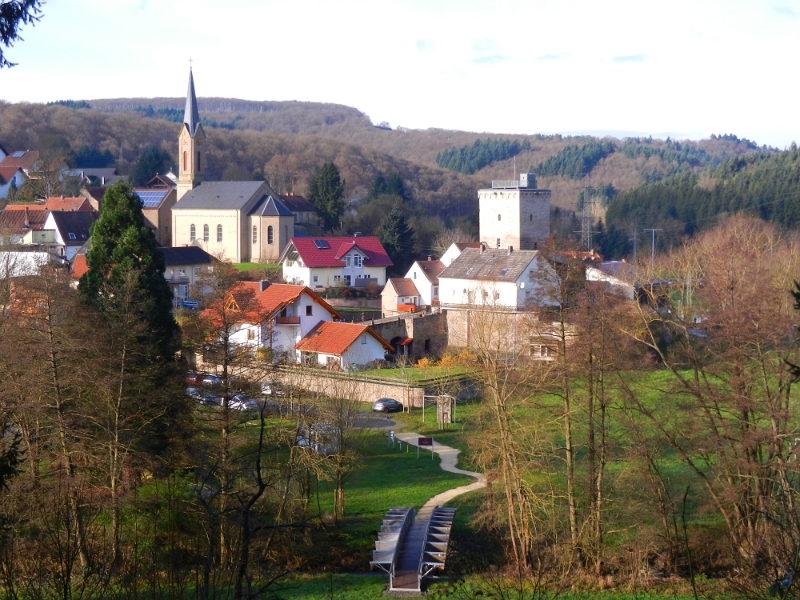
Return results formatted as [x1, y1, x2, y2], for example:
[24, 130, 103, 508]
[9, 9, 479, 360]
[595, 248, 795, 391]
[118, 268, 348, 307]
[576, 187, 599, 251]
[643, 228, 663, 269]
[630, 230, 638, 264]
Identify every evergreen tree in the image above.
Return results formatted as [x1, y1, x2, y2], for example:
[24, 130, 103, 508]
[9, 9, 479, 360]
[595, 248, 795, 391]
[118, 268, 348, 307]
[307, 162, 346, 231]
[377, 205, 415, 276]
[132, 145, 172, 186]
[79, 182, 178, 356]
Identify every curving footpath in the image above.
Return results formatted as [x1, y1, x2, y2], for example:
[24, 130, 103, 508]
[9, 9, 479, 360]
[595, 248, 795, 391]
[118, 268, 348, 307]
[392, 431, 486, 520]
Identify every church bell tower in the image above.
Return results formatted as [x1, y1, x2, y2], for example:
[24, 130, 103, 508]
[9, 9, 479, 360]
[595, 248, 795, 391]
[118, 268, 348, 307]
[176, 69, 206, 201]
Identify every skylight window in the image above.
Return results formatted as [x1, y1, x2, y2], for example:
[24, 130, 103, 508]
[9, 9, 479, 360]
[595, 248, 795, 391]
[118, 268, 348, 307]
[12, 151, 24, 158]
[499, 269, 507, 276]
[466, 268, 473, 275]
[313, 240, 330, 249]
[68, 233, 76, 240]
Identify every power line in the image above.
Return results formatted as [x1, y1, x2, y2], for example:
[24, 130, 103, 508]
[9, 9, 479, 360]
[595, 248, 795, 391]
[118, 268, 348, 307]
[643, 228, 663, 269]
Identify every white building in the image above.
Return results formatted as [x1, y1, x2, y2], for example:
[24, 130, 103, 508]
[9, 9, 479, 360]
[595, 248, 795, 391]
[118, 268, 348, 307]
[294, 321, 392, 371]
[279, 236, 392, 288]
[404, 257, 445, 307]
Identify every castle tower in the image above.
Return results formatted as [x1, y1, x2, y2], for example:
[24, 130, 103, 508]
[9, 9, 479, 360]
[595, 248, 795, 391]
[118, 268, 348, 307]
[176, 69, 206, 201]
[479, 173, 550, 251]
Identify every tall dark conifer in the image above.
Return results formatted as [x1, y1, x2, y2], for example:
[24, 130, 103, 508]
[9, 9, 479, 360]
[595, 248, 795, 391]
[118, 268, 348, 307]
[377, 205, 415, 276]
[79, 181, 178, 356]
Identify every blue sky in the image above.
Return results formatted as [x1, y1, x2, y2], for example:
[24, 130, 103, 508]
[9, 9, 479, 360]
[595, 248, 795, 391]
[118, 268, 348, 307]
[2, 0, 799, 147]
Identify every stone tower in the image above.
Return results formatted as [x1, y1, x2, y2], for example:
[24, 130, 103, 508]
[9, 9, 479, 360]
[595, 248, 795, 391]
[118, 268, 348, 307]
[478, 173, 550, 251]
[176, 69, 206, 201]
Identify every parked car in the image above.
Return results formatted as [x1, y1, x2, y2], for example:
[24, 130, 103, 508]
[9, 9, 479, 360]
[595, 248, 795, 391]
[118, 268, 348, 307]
[201, 374, 223, 387]
[260, 381, 284, 396]
[372, 398, 403, 413]
[186, 371, 199, 384]
[295, 423, 340, 456]
[199, 392, 223, 406]
[185, 387, 203, 400]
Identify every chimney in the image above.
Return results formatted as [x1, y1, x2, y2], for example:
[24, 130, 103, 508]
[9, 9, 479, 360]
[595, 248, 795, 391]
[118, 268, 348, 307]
[354, 232, 362, 237]
[427, 255, 432, 261]
[259, 280, 270, 292]
[480, 243, 486, 253]
[508, 245, 514, 254]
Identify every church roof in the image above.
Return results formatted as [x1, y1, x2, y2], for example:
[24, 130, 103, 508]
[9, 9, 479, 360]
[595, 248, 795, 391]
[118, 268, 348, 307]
[249, 194, 293, 217]
[173, 181, 269, 210]
[184, 69, 201, 137]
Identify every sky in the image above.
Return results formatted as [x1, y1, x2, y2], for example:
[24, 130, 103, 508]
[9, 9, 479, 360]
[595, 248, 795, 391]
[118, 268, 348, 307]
[2, 0, 799, 148]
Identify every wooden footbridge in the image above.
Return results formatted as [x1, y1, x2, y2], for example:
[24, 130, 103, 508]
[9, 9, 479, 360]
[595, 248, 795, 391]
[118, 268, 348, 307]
[370, 506, 456, 593]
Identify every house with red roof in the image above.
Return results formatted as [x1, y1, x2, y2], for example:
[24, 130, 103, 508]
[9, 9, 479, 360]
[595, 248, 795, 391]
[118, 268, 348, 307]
[381, 277, 421, 315]
[203, 281, 345, 362]
[279, 235, 392, 289]
[294, 321, 392, 371]
[0, 150, 39, 199]
[405, 256, 446, 307]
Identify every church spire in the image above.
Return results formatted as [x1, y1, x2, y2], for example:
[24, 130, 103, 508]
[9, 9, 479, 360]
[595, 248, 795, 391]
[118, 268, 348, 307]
[184, 68, 201, 137]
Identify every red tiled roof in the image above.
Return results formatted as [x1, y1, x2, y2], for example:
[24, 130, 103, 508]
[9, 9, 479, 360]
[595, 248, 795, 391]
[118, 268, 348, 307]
[71, 254, 89, 280]
[416, 259, 445, 285]
[0, 150, 39, 171]
[294, 321, 391, 355]
[0, 208, 49, 232]
[44, 196, 93, 212]
[387, 278, 420, 297]
[288, 236, 393, 268]
[0, 166, 21, 185]
[4, 204, 45, 210]
[203, 282, 343, 326]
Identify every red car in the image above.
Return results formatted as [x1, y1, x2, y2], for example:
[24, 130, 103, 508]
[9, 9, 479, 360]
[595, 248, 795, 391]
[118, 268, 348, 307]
[186, 371, 200, 384]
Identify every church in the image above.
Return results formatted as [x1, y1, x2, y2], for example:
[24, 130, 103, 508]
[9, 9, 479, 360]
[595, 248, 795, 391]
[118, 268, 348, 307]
[171, 71, 295, 262]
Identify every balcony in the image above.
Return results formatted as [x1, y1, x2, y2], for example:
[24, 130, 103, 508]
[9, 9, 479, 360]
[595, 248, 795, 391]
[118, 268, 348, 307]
[276, 316, 301, 324]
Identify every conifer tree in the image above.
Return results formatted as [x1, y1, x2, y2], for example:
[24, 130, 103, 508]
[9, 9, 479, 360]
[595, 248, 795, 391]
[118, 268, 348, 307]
[79, 181, 178, 355]
[377, 205, 415, 276]
[307, 162, 346, 231]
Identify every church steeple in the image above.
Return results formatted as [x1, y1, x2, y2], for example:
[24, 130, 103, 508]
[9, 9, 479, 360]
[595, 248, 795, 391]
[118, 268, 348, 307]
[176, 68, 206, 201]
[184, 69, 201, 137]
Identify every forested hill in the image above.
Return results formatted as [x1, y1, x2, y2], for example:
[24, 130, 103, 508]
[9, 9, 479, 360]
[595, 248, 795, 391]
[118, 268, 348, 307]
[598, 147, 800, 259]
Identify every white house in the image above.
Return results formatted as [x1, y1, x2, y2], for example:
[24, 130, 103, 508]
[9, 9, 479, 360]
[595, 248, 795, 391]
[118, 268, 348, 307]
[294, 321, 392, 371]
[43, 210, 98, 261]
[279, 236, 392, 288]
[404, 257, 445, 307]
[438, 246, 560, 310]
[207, 281, 344, 362]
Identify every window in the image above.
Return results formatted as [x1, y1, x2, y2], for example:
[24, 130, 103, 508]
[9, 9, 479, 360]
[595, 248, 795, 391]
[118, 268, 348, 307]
[194, 267, 201, 275]
[217, 225, 223, 242]
[334, 275, 341, 282]
[247, 328, 255, 340]
[496, 238, 501, 248]
[313, 275, 319, 283]
[197, 151, 201, 172]
[203, 225, 209, 242]
[306, 305, 313, 316]
[361, 334, 367, 344]
[68, 233, 76, 240]
[433, 287, 438, 297]
[495, 291, 500, 300]
[190, 224, 196, 241]
[183, 151, 187, 172]
[498, 214, 501, 221]
[528, 270, 534, 279]
[179, 268, 186, 277]
[413, 271, 416, 279]
[354, 255, 363, 268]
[344, 275, 351, 285]
[252, 226, 257, 244]
[530, 214, 533, 221]
[345, 256, 351, 267]
[267, 226, 274, 244]
[285, 225, 289, 241]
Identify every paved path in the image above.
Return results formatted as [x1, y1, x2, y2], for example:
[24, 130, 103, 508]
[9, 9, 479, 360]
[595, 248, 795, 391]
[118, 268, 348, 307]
[392, 431, 486, 520]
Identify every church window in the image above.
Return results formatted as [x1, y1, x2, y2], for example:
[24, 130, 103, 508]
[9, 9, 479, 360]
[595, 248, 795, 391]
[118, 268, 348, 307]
[267, 226, 274, 244]
[203, 225, 209, 242]
[183, 151, 187, 172]
[252, 226, 257, 244]
[197, 152, 201, 172]
[530, 214, 533, 221]
[190, 224, 196, 241]
[498, 214, 501, 221]
[217, 225, 223, 242]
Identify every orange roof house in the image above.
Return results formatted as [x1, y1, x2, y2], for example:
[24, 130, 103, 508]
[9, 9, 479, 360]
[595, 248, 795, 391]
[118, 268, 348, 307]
[200, 281, 345, 362]
[294, 321, 391, 371]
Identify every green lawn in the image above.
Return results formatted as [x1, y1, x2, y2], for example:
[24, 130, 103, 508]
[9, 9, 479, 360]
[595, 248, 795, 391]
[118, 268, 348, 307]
[231, 262, 282, 272]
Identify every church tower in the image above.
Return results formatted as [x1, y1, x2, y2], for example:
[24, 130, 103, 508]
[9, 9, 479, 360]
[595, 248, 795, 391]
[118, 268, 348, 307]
[479, 173, 550, 251]
[176, 69, 206, 201]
